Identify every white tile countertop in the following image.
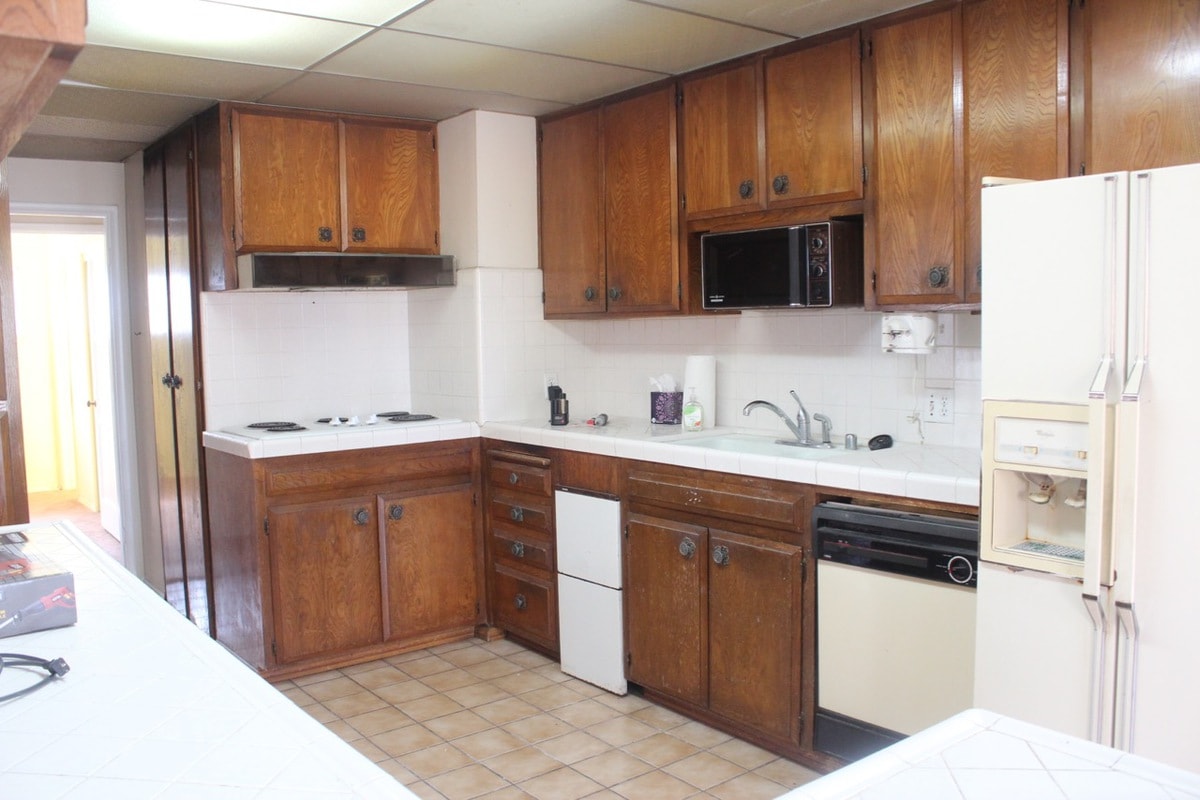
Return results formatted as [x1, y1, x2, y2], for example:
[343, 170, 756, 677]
[483, 417, 981, 507]
[0, 521, 416, 799]
[777, 708, 1200, 800]
[203, 417, 480, 459]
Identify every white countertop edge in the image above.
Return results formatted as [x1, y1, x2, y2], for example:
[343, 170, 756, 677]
[203, 420, 480, 459]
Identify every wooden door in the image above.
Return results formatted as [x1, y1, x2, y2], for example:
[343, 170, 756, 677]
[539, 108, 606, 316]
[0, 164, 29, 524]
[382, 483, 478, 640]
[623, 513, 706, 706]
[764, 30, 864, 207]
[1076, 0, 1200, 175]
[232, 107, 340, 252]
[267, 497, 383, 664]
[603, 87, 680, 314]
[707, 530, 804, 745]
[681, 63, 762, 216]
[963, 0, 1067, 301]
[864, 7, 961, 306]
[342, 119, 439, 253]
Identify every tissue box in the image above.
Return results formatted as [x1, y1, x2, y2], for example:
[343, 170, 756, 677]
[650, 391, 683, 424]
[0, 531, 76, 638]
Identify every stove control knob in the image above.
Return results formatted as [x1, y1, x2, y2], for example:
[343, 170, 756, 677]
[366, 413, 379, 425]
[328, 416, 341, 426]
[348, 415, 361, 426]
[947, 555, 975, 585]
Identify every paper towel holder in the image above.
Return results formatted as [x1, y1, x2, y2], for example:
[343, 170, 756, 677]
[881, 313, 937, 354]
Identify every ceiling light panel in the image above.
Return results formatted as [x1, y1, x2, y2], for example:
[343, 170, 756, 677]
[392, 0, 791, 74]
[84, 0, 370, 69]
[317, 29, 663, 105]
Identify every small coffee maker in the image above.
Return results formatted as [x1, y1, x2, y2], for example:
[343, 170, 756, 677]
[548, 384, 569, 425]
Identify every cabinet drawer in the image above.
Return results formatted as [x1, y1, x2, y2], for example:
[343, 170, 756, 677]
[489, 495, 552, 533]
[488, 455, 552, 497]
[491, 524, 555, 572]
[628, 469, 806, 529]
[264, 444, 474, 497]
[493, 564, 557, 648]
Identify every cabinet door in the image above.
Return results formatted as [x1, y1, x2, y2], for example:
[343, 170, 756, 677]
[232, 108, 341, 252]
[765, 31, 864, 207]
[624, 514, 706, 706]
[603, 87, 681, 314]
[267, 497, 382, 663]
[1078, 0, 1200, 175]
[342, 119, 439, 253]
[540, 108, 606, 316]
[865, 8, 960, 306]
[681, 63, 762, 216]
[382, 484, 478, 640]
[708, 530, 804, 744]
[963, 0, 1067, 301]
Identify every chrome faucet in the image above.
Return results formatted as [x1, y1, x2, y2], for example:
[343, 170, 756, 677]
[742, 390, 833, 448]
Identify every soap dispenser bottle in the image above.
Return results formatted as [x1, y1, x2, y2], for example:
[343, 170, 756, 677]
[682, 387, 704, 432]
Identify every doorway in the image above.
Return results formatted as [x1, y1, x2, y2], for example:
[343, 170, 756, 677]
[10, 212, 122, 560]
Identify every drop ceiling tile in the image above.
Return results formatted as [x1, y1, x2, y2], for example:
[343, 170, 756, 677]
[643, 0, 926, 38]
[40, 85, 213, 127]
[67, 46, 301, 101]
[198, 0, 424, 26]
[10, 135, 147, 162]
[21, 114, 170, 145]
[392, 0, 791, 74]
[260, 73, 568, 121]
[85, 0, 370, 69]
[316, 29, 664, 106]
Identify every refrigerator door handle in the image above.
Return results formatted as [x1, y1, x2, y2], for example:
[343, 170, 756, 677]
[1081, 592, 1109, 744]
[1084, 357, 1115, 592]
[1114, 600, 1141, 752]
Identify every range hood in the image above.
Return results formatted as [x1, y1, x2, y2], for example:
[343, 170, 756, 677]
[237, 253, 455, 290]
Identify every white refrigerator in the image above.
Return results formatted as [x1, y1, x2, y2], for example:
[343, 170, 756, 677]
[976, 163, 1200, 773]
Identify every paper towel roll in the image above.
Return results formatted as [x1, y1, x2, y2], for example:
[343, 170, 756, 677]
[683, 355, 716, 429]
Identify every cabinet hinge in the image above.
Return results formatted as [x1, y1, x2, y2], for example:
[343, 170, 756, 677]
[677, 282, 682, 300]
[624, 523, 629, 539]
[626, 652, 632, 668]
[434, 231, 439, 246]
[473, 493, 478, 507]
[231, 226, 236, 243]
[1079, 162, 1087, 176]
[676, 87, 683, 107]
[681, 194, 687, 210]
[862, 165, 868, 185]
[263, 517, 269, 536]
[431, 132, 437, 151]
[866, 39, 873, 58]
[271, 639, 277, 658]
[871, 271, 877, 292]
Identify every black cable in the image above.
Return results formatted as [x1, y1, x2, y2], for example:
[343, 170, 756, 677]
[0, 652, 70, 702]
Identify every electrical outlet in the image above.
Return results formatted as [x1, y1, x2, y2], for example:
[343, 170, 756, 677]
[921, 390, 954, 423]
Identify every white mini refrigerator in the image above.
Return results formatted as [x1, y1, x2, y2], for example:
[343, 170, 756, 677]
[977, 163, 1200, 772]
[555, 489, 626, 695]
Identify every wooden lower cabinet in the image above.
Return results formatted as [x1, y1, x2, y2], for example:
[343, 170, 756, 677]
[624, 511, 806, 752]
[205, 439, 483, 679]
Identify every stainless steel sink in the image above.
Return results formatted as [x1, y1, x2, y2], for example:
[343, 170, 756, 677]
[673, 432, 845, 459]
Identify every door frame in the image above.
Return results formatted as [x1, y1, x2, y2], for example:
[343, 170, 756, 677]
[11, 201, 142, 571]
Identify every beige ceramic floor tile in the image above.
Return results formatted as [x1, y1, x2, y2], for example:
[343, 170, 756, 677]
[375, 681, 436, 707]
[397, 742, 475, 779]
[504, 713, 576, 744]
[344, 706, 412, 737]
[372, 724, 446, 758]
[708, 737, 776, 770]
[706, 772, 789, 800]
[506, 649, 553, 669]
[474, 697, 540, 726]
[552, 699, 624, 728]
[518, 766, 604, 800]
[441, 646, 498, 668]
[376, 757, 419, 784]
[477, 787, 538, 800]
[404, 693, 468, 722]
[662, 751, 744, 791]
[670, 720, 733, 749]
[483, 746, 562, 783]
[521, 683, 588, 711]
[609, 769, 698, 800]
[428, 763, 510, 800]
[464, 658, 526, 680]
[401, 654, 459, 678]
[324, 719, 361, 742]
[535, 730, 613, 765]
[306, 704, 339, 725]
[591, 692, 652, 714]
[300, 675, 363, 702]
[453, 728, 527, 761]
[324, 690, 388, 718]
[629, 704, 690, 731]
[491, 671, 555, 696]
[481, 639, 527, 656]
[571, 750, 654, 787]
[276, 685, 314, 706]
[406, 780, 450, 799]
[531, 663, 573, 683]
[423, 668, 483, 693]
[445, 682, 511, 709]
[347, 737, 390, 763]
[426, 709, 495, 741]
[586, 717, 658, 748]
[620, 731, 700, 768]
[349, 664, 409, 690]
[753, 757, 822, 789]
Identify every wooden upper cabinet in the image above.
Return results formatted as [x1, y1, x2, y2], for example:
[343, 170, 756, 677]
[229, 104, 438, 255]
[603, 86, 680, 314]
[764, 31, 864, 208]
[865, 0, 1066, 307]
[963, 0, 1068, 302]
[342, 119, 439, 253]
[1076, 0, 1200, 175]
[539, 108, 606, 316]
[233, 108, 342, 252]
[864, 7, 960, 307]
[681, 63, 762, 216]
[680, 30, 863, 218]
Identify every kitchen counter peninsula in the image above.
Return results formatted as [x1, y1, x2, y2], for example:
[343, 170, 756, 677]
[482, 417, 980, 506]
[0, 521, 416, 798]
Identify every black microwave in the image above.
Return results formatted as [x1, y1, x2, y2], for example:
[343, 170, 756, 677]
[700, 221, 862, 310]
